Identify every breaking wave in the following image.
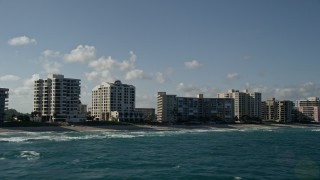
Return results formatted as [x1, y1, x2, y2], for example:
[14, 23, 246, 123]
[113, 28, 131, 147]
[0, 127, 311, 143]
[19, 151, 40, 160]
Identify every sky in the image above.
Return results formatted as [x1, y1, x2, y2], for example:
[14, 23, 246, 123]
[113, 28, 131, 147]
[0, 0, 320, 113]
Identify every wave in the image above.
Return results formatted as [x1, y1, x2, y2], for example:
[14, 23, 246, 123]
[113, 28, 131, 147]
[0, 127, 299, 143]
[19, 151, 40, 160]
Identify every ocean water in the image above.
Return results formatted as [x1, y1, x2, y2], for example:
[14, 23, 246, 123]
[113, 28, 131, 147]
[0, 127, 320, 179]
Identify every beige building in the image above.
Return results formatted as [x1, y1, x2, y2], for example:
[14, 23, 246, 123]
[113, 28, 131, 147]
[0, 88, 9, 122]
[157, 92, 234, 123]
[296, 97, 320, 122]
[92, 80, 142, 122]
[262, 98, 293, 123]
[218, 89, 261, 119]
[34, 74, 85, 122]
[157, 92, 177, 123]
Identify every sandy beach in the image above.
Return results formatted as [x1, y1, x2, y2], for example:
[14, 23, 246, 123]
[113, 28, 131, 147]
[0, 123, 319, 133]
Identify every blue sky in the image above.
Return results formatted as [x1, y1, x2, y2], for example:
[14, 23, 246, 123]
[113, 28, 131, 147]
[0, 0, 320, 113]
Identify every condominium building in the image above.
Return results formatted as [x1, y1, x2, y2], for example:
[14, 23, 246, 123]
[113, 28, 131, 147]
[80, 104, 87, 115]
[157, 92, 177, 123]
[0, 88, 9, 122]
[262, 98, 294, 123]
[278, 100, 294, 123]
[34, 74, 85, 122]
[296, 97, 320, 122]
[218, 89, 261, 119]
[135, 108, 156, 121]
[92, 80, 142, 122]
[157, 92, 234, 123]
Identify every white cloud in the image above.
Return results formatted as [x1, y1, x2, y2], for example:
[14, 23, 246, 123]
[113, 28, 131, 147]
[40, 50, 62, 74]
[88, 56, 116, 72]
[176, 82, 220, 97]
[118, 51, 137, 71]
[0, 75, 21, 81]
[136, 94, 156, 108]
[184, 60, 202, 69]
[64, 45, 96, 63]
[85, 71, 99, 82]
[100, 70, 116, 82]
[154, 68, 173, 84]
[155, 72, 166, 84]
[85, 70, 116, 83]
[42, 50, 61, 59]
[8, 36, 37, 46]
[85, 51, 147, 82]
[125, 69, 144, 80]
[244, 82, 320, 101]
[226, 73, 240, 80]
[43, 61, 62, 74]
[13, 74, 40, 96]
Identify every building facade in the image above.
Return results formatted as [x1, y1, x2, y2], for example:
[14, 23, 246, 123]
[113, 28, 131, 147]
[218, 89, 261, 119]
[262, 98, 294, 123]
[296, 97, 320, 122]
[92, 80, 142, 122]
[80, 104, 87, 115]
[157, 92, 234, 123]
[135, 108, 156, 121]
[157, 92, 177, 123]
[0, 88, 9, 122]
[34, 74, 85, 122]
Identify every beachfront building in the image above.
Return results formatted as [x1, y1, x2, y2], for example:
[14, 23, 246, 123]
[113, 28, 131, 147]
[296, 97, 320, 122]
[135, 108, 156, 121]
[262, 98, 294, 123]
[33, 74, 85, 122]
[80, 104, 87, 115]
[218, 89, 261, 120]
[157, 92, 177, 123]
[0, 88, 9, 122]
[157, 92, 234, 123]
[91, 80, 143, 122]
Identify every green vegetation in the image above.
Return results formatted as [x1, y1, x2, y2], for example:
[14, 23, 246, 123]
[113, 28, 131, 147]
[4, 109, 30, 122]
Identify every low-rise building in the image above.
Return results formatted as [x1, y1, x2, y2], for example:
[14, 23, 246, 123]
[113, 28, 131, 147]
[157, 92, 234, 123]
[135, 108, 156, 121]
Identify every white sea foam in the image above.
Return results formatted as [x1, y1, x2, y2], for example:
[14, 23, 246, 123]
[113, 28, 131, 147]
[20, 151, 40, 160]
[0, 127, 282, 143]
[311, 129, 320, 132]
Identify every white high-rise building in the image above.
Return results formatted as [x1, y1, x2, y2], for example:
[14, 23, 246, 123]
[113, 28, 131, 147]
[34, 74, 85, 122]
[92, 80, 142, 121]
[0, 88, 9, 122]
[218, 89, 261, 119]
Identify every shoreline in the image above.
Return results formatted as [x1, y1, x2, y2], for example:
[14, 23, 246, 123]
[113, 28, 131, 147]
[0, 123, 319, 133]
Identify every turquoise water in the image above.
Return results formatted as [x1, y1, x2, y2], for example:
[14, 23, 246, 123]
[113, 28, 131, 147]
[1, 127, 320, 179]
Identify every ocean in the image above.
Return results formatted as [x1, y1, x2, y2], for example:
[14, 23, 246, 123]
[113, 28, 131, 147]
[0, 127, 319, 179]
